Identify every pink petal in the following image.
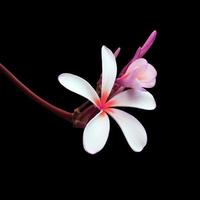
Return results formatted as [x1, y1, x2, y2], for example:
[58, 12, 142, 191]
[118, 58, 148, 87]
[83, 112, 110, 154]
[108, 108, 147, 152]
[114, 47, 121, 58]
[117, 77, 141, 90]
[144, 64, 157, 80]
[108, 89, 156, 110]
[119, 60, 157, 89]
[141, 78, 156, 88]
[137, 64, 157, 88]
[140, 30, 157, 58]
[127, 58, 148, 72]
[101, 46, 117, 102]
[58, 73, 99, 106]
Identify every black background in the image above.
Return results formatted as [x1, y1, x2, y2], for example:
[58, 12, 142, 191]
[0, 2, 191, 196]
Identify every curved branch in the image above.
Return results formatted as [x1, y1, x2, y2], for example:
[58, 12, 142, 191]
[0, 63, 73, 122]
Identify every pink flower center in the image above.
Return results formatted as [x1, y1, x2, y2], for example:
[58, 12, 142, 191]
[136, 71, 147, 81]
[95, 92, 116, 113]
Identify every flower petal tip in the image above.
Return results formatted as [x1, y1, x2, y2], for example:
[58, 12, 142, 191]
[133, 144, 147, 152]
[152, 30, 157, 36]
[83, 146, 99, 155]
[58, 73, 68, 84]
[102, 45, 108, 52]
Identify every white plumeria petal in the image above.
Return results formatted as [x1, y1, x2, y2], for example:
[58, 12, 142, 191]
[101, 45, 117, 101]
[108, 108, 147, 152]
[58, 73, 99, 106]
[108, 89, 156, 110]
[83, 111, 110, 154]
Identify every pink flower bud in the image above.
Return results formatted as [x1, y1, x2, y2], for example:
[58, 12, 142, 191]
[117, 58, 157, 90]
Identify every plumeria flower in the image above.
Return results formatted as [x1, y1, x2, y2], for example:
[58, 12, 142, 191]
[117, 58, 157, 90]
[58, 46, 156, 154]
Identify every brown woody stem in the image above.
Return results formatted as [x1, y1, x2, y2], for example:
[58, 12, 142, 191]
[0, 63, 73, 122]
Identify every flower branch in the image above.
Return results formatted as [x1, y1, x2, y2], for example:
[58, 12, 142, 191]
[0, 63, 73, 122]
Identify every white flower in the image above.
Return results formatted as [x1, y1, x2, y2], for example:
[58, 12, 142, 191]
[58, 46, 156, 154]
